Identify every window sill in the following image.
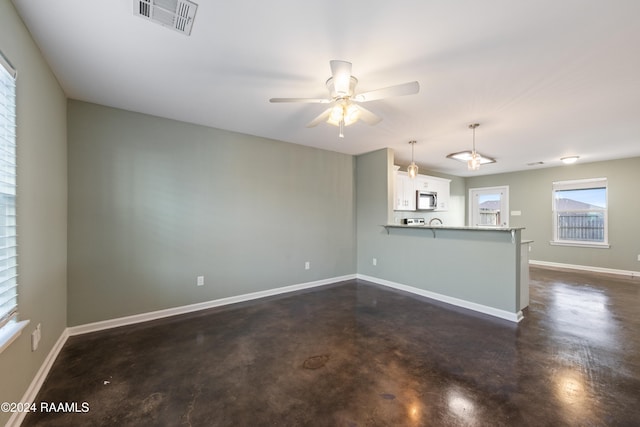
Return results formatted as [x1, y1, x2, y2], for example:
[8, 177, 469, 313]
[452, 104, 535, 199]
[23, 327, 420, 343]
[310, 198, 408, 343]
[0, 319, 30, 354]
[550, 241, 610, 249]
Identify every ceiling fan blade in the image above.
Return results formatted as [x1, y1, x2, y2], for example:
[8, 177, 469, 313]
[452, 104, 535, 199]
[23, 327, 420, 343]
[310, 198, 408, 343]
[354, 81, 420, 102]
[306, 106, 334, 128]
[270, 97, 331, 103]
[356, 105, 382, 126]
[330, 60, 353, 96]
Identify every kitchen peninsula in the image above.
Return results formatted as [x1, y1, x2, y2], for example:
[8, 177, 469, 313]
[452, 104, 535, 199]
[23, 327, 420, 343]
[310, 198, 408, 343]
[356, 149, 528, 324]
[379, 225, 527, 322]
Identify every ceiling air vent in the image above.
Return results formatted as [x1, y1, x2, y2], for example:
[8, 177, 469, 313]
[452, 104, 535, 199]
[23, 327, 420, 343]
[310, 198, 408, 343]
[134, 0, 198, 36]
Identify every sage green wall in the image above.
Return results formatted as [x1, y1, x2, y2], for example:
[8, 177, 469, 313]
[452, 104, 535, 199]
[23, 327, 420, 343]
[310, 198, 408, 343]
[356, 149, 394, 275]
[465, 157, 640, 272]
[356, 149, 519, 313]
[67, 100, 356, 326]
[0, 1, 68, 424]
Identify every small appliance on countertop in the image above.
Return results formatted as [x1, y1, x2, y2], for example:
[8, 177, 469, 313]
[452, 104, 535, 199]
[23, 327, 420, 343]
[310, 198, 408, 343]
[402, 218, 425, 225]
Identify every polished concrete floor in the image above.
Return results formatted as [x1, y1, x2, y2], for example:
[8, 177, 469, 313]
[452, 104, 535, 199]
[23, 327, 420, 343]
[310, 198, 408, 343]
[23, 266, 640, 426]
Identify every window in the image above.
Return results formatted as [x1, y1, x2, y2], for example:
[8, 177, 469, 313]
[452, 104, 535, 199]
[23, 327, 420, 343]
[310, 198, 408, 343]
[551, 178, 609, 248]
[0, 51, 25, 353]
[469, 186, 509, 227]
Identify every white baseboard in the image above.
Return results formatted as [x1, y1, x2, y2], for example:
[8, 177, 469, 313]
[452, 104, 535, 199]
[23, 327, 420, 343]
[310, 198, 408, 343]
[356, 274, 523, 323]
[530, 260, 640, 278]
[7, 328, 70, 427]
[68, 274, 356, 336]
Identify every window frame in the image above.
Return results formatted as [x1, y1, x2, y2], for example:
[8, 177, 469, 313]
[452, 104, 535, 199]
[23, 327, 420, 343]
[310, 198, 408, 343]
[550, 177, 610, 248]
[0, 50, 29, 354]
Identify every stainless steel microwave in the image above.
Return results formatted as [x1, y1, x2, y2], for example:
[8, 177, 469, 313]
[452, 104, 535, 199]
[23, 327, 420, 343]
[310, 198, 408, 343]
[416, 191, 437, 210]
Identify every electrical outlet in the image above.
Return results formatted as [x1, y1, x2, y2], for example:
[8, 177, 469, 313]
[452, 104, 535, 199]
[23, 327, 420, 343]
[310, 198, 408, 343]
[372, 258, 377, 266]
[637, 254, 640, 262]
[196, 276, 204, 286]
[305, 261, 310, 270]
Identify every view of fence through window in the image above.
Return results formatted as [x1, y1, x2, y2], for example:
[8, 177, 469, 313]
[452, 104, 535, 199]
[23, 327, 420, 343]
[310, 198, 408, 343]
[554, 187, 606, 242]
[479, 195, 501, 226]
[557, 212, 605, 241]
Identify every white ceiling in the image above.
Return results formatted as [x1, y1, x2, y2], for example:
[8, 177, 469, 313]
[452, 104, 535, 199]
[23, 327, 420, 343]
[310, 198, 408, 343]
[12, 0, 640, 177]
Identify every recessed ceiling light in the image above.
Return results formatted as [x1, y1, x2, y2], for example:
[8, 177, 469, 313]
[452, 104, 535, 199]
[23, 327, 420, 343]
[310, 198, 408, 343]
[527, 161, 544, 166]
[561, 156, 579, 164]
[446, 150, 496, 165]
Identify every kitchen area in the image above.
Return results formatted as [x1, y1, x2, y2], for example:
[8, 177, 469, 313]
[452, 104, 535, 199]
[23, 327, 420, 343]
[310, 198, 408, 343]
[356, 149, 530, 323]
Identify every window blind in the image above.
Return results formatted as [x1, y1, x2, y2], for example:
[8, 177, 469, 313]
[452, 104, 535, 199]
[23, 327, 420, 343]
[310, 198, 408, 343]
[552, 177, 607, 192]
[0, 52, 17, 332]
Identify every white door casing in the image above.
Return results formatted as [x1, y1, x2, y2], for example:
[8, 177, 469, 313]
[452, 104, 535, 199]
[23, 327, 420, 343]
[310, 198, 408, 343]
[469, 186, 509, 227]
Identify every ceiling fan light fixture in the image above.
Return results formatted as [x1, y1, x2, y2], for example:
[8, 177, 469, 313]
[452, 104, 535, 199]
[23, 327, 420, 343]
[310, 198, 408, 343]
[344, 103, 360, 125]
[327, 105, 344, 126]
[326, 102, 360, 137]
[271, 60, 420, 139]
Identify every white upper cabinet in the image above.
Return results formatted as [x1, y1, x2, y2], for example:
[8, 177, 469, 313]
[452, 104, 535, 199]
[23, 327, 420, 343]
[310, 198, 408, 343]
[394, 171, 416, 211]
[430, 177, 451, 211]
[415, 175, 432, 191]
[394, 170, 450, 212]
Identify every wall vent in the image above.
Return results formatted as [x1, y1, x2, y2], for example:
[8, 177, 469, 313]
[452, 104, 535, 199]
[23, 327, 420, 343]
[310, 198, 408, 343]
[134, 0, 198, 36]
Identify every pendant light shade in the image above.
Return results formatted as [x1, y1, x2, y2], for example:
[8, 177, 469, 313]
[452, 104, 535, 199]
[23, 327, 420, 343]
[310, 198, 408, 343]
[468, 152, 481, 171]
[407, 140, 418, 178]
[408, 163, 419, 178]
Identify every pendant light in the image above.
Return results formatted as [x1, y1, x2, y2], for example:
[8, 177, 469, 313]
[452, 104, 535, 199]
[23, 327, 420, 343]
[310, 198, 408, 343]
[468, 123, 481, 171]
[407, 140, 419, 178]
[446, 124, 495, 168]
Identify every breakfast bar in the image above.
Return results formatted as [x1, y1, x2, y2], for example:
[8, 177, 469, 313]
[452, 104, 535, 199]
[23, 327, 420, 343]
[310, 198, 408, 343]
[371, 224, 527, 322]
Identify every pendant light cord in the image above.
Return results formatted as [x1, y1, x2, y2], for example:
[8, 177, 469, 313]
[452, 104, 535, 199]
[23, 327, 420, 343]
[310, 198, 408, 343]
[472, 126, 476, 153]
[469, 123, 479, 154]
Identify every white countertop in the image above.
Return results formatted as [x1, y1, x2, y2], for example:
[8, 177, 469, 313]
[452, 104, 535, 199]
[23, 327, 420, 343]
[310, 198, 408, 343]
[384, 224, 525, 232]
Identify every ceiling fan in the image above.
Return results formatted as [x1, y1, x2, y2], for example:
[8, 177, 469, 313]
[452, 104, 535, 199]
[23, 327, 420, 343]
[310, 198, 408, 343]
[270, 60, 420, 138]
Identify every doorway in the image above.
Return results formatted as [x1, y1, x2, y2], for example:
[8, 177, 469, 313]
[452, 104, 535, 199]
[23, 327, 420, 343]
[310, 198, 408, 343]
[469, 186, 509, 227]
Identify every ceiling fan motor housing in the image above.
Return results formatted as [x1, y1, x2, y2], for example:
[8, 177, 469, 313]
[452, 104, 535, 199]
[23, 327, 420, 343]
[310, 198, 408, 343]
[326, 76, 358, 99]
